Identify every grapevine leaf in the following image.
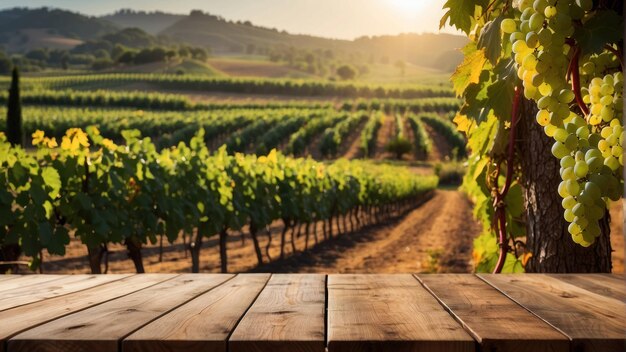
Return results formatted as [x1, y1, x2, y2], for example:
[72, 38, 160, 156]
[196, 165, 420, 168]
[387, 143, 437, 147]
[39, 222, 53, 246]
[502, 253, 525, 273]
[440, 0, 486, 34]
[42, 167, 61, 199]
[574, 10, 623, 55]
[49, 227, 69, 255]
[477, 16, 503, 65]
[485, 59, 517, 121]
[452, 44, 487, 96]
[504, 183, 524, 217]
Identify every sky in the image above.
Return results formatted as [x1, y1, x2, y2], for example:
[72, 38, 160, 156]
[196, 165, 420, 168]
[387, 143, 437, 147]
[0, 0, 457, 40]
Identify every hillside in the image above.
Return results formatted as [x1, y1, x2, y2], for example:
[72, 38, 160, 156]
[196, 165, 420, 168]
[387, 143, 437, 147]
[158, 11, 349, 53]
[0, 7, 117, 52]
[102, 9, 185, 35]
[0, 7, 467, 72]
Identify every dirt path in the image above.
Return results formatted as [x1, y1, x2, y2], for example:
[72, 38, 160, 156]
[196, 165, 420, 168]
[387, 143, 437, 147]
[255, 190, 480, 273]
[374, 114, 396, 159]
[339, 119, 367, 159]
[423, 123, 452, 162]
[25, 193, 624, 275]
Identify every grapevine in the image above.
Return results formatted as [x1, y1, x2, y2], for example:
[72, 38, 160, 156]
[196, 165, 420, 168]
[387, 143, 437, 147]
[442, 0, 623, 272]
[0, 128, 438, 272]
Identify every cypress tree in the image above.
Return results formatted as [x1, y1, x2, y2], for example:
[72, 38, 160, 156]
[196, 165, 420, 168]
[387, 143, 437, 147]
[6, 67, 22, 146]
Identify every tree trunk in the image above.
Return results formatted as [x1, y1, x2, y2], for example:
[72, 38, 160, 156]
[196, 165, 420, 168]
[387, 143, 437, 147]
[125, 238, 145, 273]
[86, 245, 104, 274]
[219, 228, 228, 273]
[249, 222, 264, 266]
[518, 101, 612, 272]
[191, 231, 203, 273]
[280, 219, 290, 260]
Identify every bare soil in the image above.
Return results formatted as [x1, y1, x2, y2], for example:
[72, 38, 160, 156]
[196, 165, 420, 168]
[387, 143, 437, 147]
[255, 190, 480, 273]
[338, 119, 367, 159]
[423, 123, 452, 162]
[15, 181, 624, 275]
[374, 114, 396, 160]
[29, 190, 484, 274]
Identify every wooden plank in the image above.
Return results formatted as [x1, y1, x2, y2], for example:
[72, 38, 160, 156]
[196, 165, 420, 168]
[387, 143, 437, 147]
[8, 274, 232, 352]
[0, 276, 21, 282]
[124, 274, 270, 352]
[417, 274, 569, 352]
[480, 274, 626, 352]
[327, 274, 474, 352]
[229, 274, 326, 352]
[549, 274, 626, 302]
[0, 274, 175, 352]
[0, 275, 65, 293]
[0, 274, 130, 311]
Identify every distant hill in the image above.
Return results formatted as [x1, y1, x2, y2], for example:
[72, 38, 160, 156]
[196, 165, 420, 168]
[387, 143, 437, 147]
[0, 7, 467, 72]
[0, 7, 117, 51]
[158, 11, 349, 54]
[102, 9, 185, 35]
[352, 34, 467, 72]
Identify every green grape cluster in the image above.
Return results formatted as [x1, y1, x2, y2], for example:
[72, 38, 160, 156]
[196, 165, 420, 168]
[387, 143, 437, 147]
[500, 0, 624, 246]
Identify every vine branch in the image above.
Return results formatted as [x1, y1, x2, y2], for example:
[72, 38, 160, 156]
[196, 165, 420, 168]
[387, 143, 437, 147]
[493, 85, 522, 274]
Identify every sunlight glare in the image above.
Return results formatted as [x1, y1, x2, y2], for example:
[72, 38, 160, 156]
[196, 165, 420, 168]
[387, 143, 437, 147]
[387, 0, 427, 14]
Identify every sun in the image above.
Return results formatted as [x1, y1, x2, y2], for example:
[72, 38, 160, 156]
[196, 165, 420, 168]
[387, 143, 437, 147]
[387, 0, 427, 14]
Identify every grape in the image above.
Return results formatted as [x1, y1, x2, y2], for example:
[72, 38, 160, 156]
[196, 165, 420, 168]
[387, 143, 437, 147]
[560, 155, 575, 168]
[544, 6, 557, 18]
[499, 0, 623, 247]
[574, 160, 588, 177]
[551, 141, 570, 158]
[526, 31, 539, 48]
[501, 18, 518, 33]
[529, 13, 545, 30]
[562, 196, 576, 209]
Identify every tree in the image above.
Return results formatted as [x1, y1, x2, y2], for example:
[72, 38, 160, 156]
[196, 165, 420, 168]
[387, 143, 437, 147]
[6, 68, 22, 147]
[385, 137, 412, 160]
[443, 0, 622, 273]
[336, 65, 357, 80]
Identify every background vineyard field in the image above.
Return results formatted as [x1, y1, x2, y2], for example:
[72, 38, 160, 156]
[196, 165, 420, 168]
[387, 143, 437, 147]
[0, 3, 622, 275]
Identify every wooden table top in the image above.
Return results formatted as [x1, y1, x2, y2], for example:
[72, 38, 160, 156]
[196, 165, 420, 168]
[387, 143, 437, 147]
[0, 273, 624, 352]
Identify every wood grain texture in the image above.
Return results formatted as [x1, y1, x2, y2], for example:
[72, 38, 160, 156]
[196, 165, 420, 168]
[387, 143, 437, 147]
[480, 274, 626, 352]
[229, 274, 326, 352]
[0, 274, 174, 352]
[0, 275, 21, 282]
[327, 274, 474, 352]
[8, 274, 231, 352]
[549, 274, 626, 302]
[124, 274, 270, 352]
[0, 275, 65, 293]
[417, 274, 569, 352]
[0, 274, 129, 311]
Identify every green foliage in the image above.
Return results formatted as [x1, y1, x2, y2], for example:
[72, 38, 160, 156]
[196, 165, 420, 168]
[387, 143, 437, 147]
[385, 137, 412, 160]
[1, 73, 454, 99]
[320, 113, 368, 158]
[434, 161, 465, 186]
[0, 128, 438, 269]
[420, 114, 467, 159]
[447, 0, 623, 272]
[336, 65, 357, 80]
[407, 114, 432, 158]
[360, 113, 382, 158]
